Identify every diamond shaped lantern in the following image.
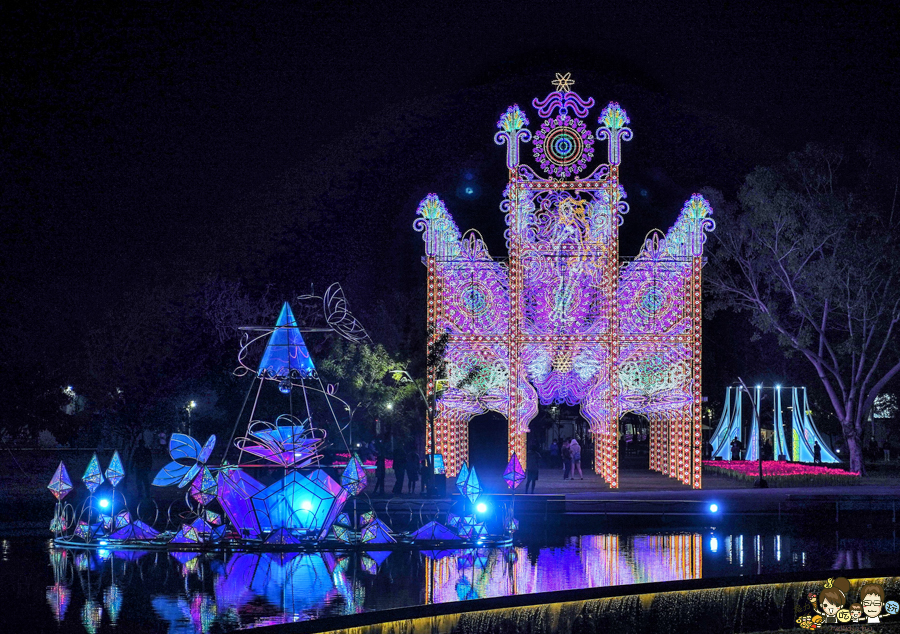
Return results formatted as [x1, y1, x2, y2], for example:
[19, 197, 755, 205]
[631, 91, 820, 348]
[456, 462, 469, 495]
[83, 454, 104, 494]
[340, 453, 367, 496]
[190, 467, 217, 505]
[250, 469, 349, 540]
[360, 519, 395, 544]
[74, 521, 101, 542]
[105, 451, 125, 488]
[48, 461, 73, 501]
[458, 465, 483, 503]
[503, 453, 525, 490]
[114, 510, 131, 529]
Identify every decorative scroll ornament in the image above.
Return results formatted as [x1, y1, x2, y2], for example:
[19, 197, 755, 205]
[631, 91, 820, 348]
[596, 102, 632, 166]
[494, 104, 532, 169]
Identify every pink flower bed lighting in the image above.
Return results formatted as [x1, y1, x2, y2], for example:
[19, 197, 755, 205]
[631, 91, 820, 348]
[705, 461, 858, 477]
[703, 460, 859, 486]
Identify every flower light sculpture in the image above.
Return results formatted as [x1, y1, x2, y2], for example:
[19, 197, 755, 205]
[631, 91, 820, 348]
[233, 415, 324, 468]
[417, 76, 714, 488]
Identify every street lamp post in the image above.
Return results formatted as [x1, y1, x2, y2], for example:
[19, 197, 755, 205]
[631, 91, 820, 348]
[186, 400, 196, 437]
[738, 379, 767, 488]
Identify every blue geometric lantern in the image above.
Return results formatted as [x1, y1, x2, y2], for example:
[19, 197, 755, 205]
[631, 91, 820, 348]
[258, 303, 317, 380]
[105, 451, 125, 489]
[340, 453, 368, 496]
[82, 454, 104, 494]
[250, 469, 348, 539]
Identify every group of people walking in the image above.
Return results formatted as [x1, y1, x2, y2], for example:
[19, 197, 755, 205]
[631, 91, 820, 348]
[368, 437, 437, 497]
[550, 437, 583, 480]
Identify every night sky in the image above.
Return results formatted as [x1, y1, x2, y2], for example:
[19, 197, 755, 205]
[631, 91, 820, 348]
[2, 1, 899, 414]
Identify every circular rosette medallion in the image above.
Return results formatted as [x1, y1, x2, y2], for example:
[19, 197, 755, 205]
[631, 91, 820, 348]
[637, 283, 670, 319]
[533, 114, 594, 178]
[461, 282, 490, 319]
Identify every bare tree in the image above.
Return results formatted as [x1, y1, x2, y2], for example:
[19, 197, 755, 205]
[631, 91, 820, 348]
[707, 144, 900, 475]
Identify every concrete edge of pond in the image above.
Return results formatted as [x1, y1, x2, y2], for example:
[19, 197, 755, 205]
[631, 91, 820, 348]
[250, 568, 900, 634]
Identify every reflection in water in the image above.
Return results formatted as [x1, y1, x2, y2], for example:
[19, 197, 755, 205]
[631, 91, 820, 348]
[36, 530, 900, 632]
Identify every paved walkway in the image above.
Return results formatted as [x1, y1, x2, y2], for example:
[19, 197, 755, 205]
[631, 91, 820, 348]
[378, 455, 900, 517]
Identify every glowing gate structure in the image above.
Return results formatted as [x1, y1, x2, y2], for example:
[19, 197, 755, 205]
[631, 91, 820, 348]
[415, 76, 714, 488]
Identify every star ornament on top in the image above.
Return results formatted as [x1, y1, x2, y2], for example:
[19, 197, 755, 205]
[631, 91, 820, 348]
[552, 72, 574, 93]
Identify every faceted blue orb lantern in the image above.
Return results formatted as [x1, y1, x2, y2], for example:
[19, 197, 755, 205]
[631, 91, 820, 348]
[251, 469, 348, 540]
[278, 379, 292, 394]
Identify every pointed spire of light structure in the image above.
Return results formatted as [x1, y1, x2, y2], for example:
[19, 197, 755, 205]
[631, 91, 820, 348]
[105, 451, 125, 488]
[503, 453, 525, 489]
[258, 302, 316, 380]
[82, 454, 104, 494]
[48, 462, 73, 501]
[340, 453, 368, 496]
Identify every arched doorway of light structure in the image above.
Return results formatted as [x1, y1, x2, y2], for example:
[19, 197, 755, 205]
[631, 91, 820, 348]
[466, 410, 509, 489]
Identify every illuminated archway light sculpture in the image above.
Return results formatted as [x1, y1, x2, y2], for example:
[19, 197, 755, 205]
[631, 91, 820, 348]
[416, 79, 714, 488]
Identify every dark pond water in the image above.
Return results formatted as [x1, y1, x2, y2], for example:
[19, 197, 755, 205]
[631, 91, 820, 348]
[5, 525, 900, 633]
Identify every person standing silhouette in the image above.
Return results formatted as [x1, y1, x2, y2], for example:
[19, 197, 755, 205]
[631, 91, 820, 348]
[392, 447, 407, 495]
[373, 444, 386, 495]
[132, 437, 153, 499]
[525, 445, 540, 494]
[813, 440, 822, 465]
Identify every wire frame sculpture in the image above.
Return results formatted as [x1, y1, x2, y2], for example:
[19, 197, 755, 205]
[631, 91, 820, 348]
[416, 77, 713, 488]
[233, 416, 324, 468]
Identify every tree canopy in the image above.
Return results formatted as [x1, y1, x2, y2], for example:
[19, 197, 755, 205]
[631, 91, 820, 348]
[707, 144, 900, 474]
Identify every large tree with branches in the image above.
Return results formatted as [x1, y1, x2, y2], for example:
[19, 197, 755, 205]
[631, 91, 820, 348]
[707, 144, 900, 475]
